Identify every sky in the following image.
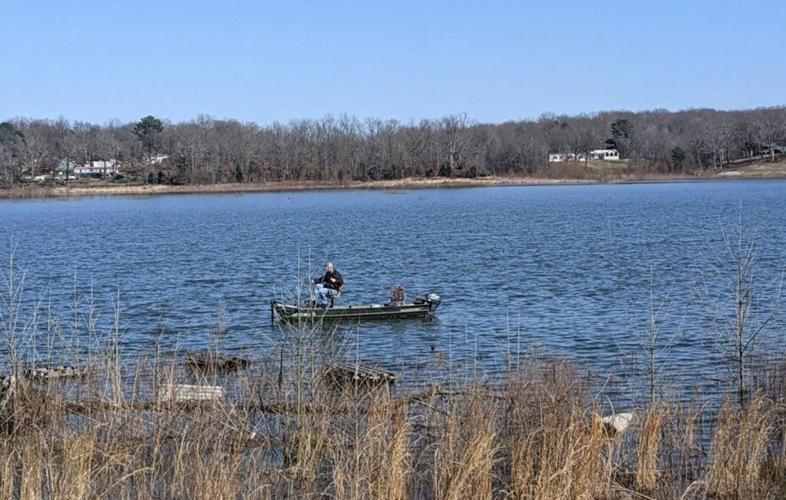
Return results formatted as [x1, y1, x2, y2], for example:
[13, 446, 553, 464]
[2, 0, 785, 125]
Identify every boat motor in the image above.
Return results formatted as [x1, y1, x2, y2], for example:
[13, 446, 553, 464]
[426, 293, 441, 314]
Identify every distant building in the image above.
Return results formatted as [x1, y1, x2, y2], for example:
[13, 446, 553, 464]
[148, 154, 169, 165]
[548, 153, 579, 162]
[549, 149, 620, 162]
[73, 159, 119, 177]
[55, 159, 76, 172]
[589, 149, 620, 161]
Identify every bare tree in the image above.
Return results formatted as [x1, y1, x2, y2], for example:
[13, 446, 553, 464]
[12, 119, 52, 181]
[72, 121, 95, 170]
[51, 119, 80, 185]
[630, 267, 678, 406]
[695, 214, 784, 406]
[0, 122, 24, 187]
[755, 109, 785, 162]
[437, 113, 475, 176]
[703, 114, 735, 170]
[569, 116, 603, 166]
[95, 125, 122, 179]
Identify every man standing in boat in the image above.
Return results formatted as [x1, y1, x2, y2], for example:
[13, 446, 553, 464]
[312, 262, 344, 307]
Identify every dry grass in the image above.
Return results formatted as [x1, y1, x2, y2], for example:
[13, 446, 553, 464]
[706, 393, 781, 498]
[0, 177, 594, 200]
[636, 404, 665, 491]
[433, 392, 496, 500]
[504, 362, 612, 499]
[721, 158, 786, 178]
[3, 345, 786, 498]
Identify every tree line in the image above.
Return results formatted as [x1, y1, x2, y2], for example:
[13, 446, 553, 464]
[0, 106, 784, 187]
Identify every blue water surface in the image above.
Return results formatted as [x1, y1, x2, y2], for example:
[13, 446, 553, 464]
[2, 181, 785, 400]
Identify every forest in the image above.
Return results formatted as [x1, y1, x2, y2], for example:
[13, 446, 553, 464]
[0, 106, 784, 187]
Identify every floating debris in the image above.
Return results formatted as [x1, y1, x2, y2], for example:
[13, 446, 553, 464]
[157, 383, 224, 403]
[184, 351, 250, 373]
[599, 412, 634, 435]
[323, 363, 396, 390]
[23, 366, 93, 382]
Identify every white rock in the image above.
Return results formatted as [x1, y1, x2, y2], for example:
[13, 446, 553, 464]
[601, 412, 634, 434]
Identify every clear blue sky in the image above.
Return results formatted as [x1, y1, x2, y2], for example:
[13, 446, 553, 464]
[2, 0, 784, 125]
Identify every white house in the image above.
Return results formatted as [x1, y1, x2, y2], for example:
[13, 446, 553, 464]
[548, 152, 583, 162]
[73, 159, 119, 177]
[589, 149, 620, 161]
[549, 149, 620, 162]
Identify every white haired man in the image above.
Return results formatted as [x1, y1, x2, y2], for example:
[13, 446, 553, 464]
[312, 262, 344, 307]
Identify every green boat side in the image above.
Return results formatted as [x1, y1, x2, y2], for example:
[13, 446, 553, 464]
[271, 294, 441, 323]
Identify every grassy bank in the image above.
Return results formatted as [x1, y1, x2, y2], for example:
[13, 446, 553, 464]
[2, 159, 785, 200]
[0, 176, 595, 200]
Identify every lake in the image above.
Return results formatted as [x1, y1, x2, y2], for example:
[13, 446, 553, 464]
[2, 181, 785, 402]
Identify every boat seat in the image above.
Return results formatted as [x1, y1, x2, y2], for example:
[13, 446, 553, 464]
[330, 285, 344, 308]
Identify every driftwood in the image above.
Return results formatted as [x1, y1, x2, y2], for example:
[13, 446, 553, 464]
[61, 384, 444, 416]
[23, 365, 93, 382]
[323, 363, 396, 390]
[184, 351, 250, 374]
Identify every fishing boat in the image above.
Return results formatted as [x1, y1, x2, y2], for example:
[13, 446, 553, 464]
[271, 291, 441, 323]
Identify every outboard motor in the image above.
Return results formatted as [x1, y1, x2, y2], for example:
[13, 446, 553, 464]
[426, 293, 441, 314]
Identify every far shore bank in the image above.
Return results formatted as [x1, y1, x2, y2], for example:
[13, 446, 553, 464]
[1, 170, 783, 200]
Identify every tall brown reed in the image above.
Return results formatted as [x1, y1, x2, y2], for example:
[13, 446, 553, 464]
[707, 393, 779, 498]
[636, 404, 665, 491]
[432, 390, 497, 500]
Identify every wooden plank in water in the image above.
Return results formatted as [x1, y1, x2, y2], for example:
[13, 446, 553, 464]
[157, 383, 224, 403]
[323, 363, 396, 389]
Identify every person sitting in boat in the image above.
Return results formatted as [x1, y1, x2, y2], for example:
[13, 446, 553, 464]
[312, 262, 344, 307]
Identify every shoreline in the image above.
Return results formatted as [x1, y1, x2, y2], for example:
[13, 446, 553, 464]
[1, 172, 783, 200]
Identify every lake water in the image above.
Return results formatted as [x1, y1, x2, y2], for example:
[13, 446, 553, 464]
[2, 181, 785, 401]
